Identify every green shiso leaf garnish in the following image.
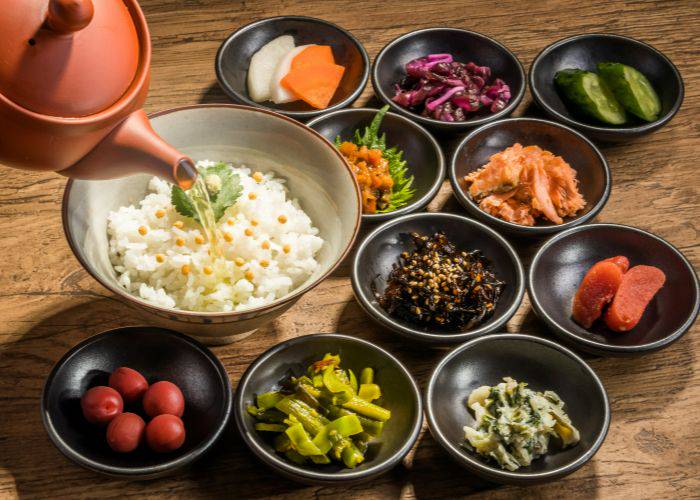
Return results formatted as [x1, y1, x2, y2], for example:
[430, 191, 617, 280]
[170, 162, 242, 222]
[335, 105, 415, 213]
[171, 185, 198, 221]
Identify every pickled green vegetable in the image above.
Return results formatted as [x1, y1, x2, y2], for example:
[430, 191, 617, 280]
[256, 391, 283, 410]
[360, 367, 374, 385]
[342, 396, 391, 422]
[358, 383, 381, 402]
[327, 405, 384, 437]
[554, 69, 627, 125]
[247, 353, 391, 468]
[348, 369, 358, 393]
[597, 62, 661, 122]
[255, 423, 287, 432]
[312, 414, 363, 454]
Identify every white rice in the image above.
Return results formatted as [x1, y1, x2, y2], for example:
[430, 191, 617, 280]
[107, 161, 324, 312]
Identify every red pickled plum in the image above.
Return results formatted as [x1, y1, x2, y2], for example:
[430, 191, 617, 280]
[109, 367, 149, 404]
[81, 386, 124, 425]
[146, 414, 186, 453]
[106, 412, 146, 453]
[143, 381, 185, 417]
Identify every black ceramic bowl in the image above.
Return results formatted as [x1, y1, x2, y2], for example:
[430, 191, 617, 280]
[372, 28, 525, 132]
[234, 333, 422, 485]
[215, 16, 369, 120]
[41, 327, 232, 479]
[530, 33, 684, 142]
[425, 334, 610, 485]
[529, 224, 700, 356]
[351, 213, 525, 344]
[449, 118, 611, 237]
[307, 107, 445, 222]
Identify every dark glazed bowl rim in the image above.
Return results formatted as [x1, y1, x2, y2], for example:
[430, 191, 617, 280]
[62, 103, 362, 320]
[306, 107, 446, 222]
[529, 33, 685, 135]
[528, 223, 700, 355]
[371, 28, 526, 129]
[233, 333, 423, 484]
[215, 16, 370, 119]
[40, 326, 233, 478]
[351, 212, 526, 343]
[448, 117, 612, 235]
[425, 333, 611, 484]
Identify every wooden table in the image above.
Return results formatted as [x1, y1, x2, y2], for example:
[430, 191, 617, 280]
[1, 0, 698, 498]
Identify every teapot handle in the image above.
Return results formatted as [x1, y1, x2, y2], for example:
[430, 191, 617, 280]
[46, 0, 94, 34]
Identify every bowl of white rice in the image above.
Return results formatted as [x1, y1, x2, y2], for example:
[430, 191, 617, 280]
[62, 104, 361, 344]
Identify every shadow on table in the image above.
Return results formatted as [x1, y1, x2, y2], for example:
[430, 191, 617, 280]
[0, 296, 141, 498]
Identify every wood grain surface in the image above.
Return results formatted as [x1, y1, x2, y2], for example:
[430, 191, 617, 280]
[0, 0, 698, 498]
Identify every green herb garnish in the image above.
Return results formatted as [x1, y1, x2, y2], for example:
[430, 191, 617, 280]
[171, 162, 242, 222]
[335, 105, 415, 213]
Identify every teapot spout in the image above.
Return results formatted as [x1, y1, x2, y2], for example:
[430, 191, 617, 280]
[60, 109, 198, 188]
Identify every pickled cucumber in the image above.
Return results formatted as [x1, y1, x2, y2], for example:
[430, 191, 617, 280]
[597, 62, 661, 122]
[554, 69, 627, 125]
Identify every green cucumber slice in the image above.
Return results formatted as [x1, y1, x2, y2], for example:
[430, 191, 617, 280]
[554, 68, 627, 125]
[597, 62, 661, 122]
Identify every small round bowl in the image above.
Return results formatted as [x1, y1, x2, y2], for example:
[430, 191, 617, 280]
[215, 16, 369, 120]
[41, 327, 232, 479]
[425, 334, 610, 485]
[234, 333, 422, 485]
[449, 118, 611, 237]
[351, 213, 525, 344]
[372, 28, 525, 132]
[529, 223, 700, 356]
[62, 104, 361, 344]
[306, 107, 445, 222]
[530, 33, 684, 142]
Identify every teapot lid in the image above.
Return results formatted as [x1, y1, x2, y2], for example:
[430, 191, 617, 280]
[0, 0, 141, 118]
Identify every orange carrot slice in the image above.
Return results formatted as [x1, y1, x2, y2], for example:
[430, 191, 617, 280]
[291, 45, 335, 70]
[281, 63, 345, 109]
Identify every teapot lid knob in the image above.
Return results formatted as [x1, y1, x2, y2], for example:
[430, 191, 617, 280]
[47, 0, 94, 34]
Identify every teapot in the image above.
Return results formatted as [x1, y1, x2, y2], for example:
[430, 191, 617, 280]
[0, 0, 197, 187]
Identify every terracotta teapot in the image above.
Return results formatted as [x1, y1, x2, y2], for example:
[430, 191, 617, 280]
[0, 0, 197, 187]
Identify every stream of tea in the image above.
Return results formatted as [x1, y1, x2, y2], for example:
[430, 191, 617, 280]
[189, 175, 224, 257]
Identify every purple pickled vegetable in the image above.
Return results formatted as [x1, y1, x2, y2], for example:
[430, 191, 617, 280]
[391, 53, 511, 122]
